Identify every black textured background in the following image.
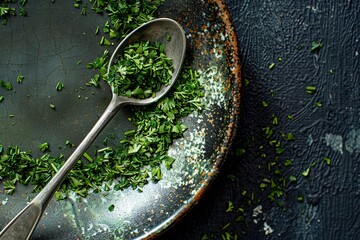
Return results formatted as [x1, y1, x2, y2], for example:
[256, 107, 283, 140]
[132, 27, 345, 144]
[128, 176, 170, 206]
[160, 0, 360, 239]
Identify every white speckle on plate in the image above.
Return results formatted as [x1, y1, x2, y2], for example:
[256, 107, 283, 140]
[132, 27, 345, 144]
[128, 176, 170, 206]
[345, 129, 360, 154]
[252, 205, 263, 218]
[263, 222, 274, 235]
[198, 66, 227, 109]
[307, 134, 313, 146]
[1, 197, 8, 205]
[324, 133, 343, 154]
[252, 205, 263, 224]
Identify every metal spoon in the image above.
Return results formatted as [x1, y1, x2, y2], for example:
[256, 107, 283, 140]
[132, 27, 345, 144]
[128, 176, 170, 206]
[0, 17, 186, 240]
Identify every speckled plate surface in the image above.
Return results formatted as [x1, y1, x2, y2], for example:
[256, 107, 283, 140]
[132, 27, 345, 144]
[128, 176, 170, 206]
[0, 0, 241, 239]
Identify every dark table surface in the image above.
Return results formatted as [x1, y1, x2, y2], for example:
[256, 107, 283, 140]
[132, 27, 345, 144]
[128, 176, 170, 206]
[160, 0, 360, 239]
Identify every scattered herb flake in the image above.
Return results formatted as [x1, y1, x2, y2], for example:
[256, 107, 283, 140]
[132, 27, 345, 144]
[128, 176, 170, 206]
[0, 80, 13, 91]
[108, 204, 115, 212]
[244, 79, 250, 87]
[310, 41, 324, 53]
[306, 86, 316, 94]
[19, 7, 26, 16]
[65, 140, 74, 148]
[323, 156, 331, 165]
[16, 74, 24, 83]
[268, 62, 276, 70]
[315, 101, 322, 107]
[100, 36, 111, 46]
[289, 175, 297, 183]
[226, 201, 234, 212]
[38, 142, 50, 152]
[302, 168, 310, 177]
[284, 159, 293, 166]
[165, 33, 171, 42]
[56, 81, 64, 91]
[262, 101, 269, 107]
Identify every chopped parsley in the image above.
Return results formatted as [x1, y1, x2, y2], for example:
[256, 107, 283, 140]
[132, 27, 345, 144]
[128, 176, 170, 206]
[310, 41, 324, 53]
[306, 85, 316, 94]
[0, 80, 13, 91]
[56, 81, 64, 91]
[0, 0, 203, 202]
[38, 142, 50, 152]
[106, 41, 173, 99]
[0, 65, 203, 198]
[16, 74, 24, 83]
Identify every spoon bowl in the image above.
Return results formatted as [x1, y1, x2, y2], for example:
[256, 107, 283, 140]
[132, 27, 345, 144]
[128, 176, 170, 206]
[0, 17, 186, 240]
[108, 18, 186, 106]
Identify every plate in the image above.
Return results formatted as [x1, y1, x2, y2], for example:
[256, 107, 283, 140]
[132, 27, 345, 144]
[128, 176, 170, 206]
[0, 0, 241, 239]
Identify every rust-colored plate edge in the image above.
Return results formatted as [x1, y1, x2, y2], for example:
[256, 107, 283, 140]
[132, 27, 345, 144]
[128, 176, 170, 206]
[142, 0, 242, 239]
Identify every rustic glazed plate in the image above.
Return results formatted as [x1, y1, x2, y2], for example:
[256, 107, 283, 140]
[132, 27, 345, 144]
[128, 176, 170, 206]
[0, 0, 241, 239]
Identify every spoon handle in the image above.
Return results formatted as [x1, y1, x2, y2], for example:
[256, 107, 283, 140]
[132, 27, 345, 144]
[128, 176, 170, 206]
[0, 96, 122, 240]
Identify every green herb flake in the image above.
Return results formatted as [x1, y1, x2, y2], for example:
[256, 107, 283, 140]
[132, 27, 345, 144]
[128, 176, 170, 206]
[226, 201, 234, 212]
[77, 60, 82, 65]
[222, 223, 231, 230]
[330, 69, 334, 75]
[289, 175, 297, 183]
[56, 81, 64, 91]
[302, 167, 310, 177]
[306, 86, 316, 94]
[16, 74, 24, 83]
[297, 195, 304, 203]
[201, 234, 209, 240]
[268, 62, 276, 70]
[284, 159, 293, 166]
[100, 36, 111, 46]
[272, 115, 279, 126]
[315, 101, 322, 107]
[244, 79, 250, 87]
[0, 80, 13, 91]
[38, 142, 50, 152]
[80, 4, 86, 15]
[0, 96, 4, 102]
[108, 204, 115, 212]
[285, 132, 295, 141]
[323, 156, 331, 165]
[310, 41, 324, 53]
[65, 140, 74, 148]
[50, 104, 56, 110]
[19, 7, 26, 16]
[165, 33, 171, 42]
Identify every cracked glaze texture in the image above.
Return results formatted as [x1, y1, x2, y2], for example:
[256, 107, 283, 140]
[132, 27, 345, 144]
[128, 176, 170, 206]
[160, 0, 360, 239]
